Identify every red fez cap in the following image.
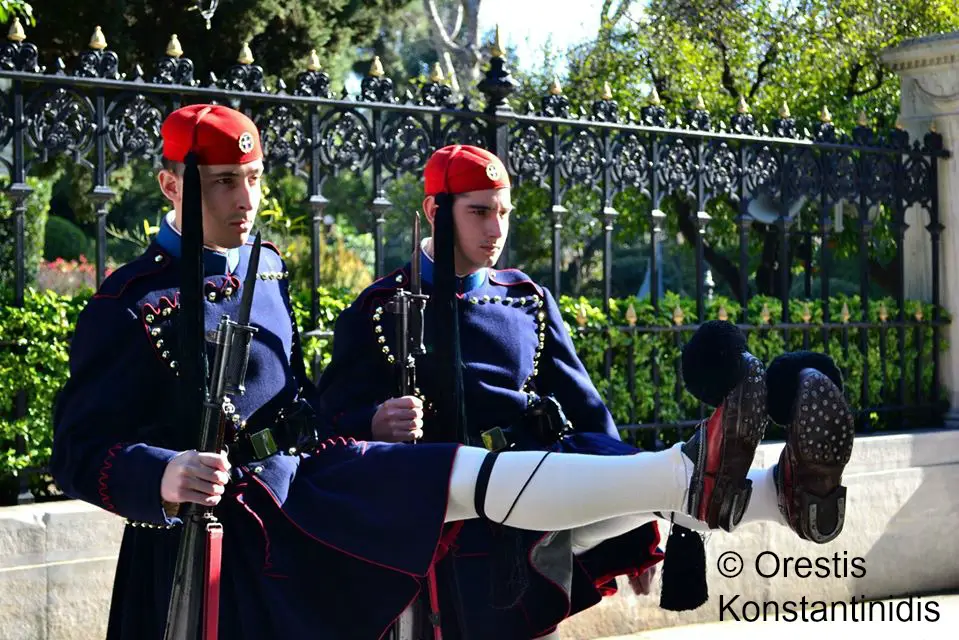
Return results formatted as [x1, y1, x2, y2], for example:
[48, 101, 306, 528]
[423, 145, 510, 196]
[161, 104, 262, 166]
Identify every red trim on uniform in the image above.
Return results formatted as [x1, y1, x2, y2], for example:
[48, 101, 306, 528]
[488, 269, 544, 296]
[233, 486, 283, 577]
[261, 240, 282, 256]
[247, 440, 463, 579]
[578, 520, 665, 597]
[97, 443, 123, 512]
[93, 254, 171, 299]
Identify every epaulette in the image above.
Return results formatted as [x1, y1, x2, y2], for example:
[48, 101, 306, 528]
[488, 268, 544, 296]
[353, 266, 411, 312]
[93, 247, 173, 300]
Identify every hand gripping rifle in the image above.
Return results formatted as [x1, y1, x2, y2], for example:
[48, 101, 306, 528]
[163, 153, 264, 640]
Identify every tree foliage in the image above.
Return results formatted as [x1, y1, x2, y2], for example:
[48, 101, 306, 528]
[506, 0, 959, 300]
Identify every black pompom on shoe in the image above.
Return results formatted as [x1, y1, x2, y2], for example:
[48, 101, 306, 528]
[765, 351, 843, 425]
[681, 320, 748, 407]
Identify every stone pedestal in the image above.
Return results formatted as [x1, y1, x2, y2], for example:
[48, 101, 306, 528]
[881, 32, 959, 423]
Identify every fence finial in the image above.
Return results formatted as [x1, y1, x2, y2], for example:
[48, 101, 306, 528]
[306, 49, 321, 71]
[549, 76, 562, 95]
[237, 42, 254, 65]
[760, 303, 771, 324]
[576, 304, 587, 327]
[166, 34, 183, 58]
[429, 61, 444, 83]
[840, 302, 850, 323]
[672, 305, 684, 325]
[779, 101, 791, 118]
[602, 81, 612, 100]
[895, 116, 905, 130]
[857, 111, 868, 127]
[879, 301, 888, 322]
[89, 26, 107, 51]
[368, 55, 384, 77]
[718, 305, 728, 321]
[802, 302, 812, 323]
[648, 86, 661, 106]
[491, 24, 505, 58]
[737, 94, 749, 113]
[930, 120, 937, 133]
[626, 303, 637, 326]
[694, 92, 705, 111]
[7, 17, 25, 43]
[820, 105, 832, 123]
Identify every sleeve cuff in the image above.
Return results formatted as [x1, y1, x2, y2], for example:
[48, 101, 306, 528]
[98, 443, 180, 524]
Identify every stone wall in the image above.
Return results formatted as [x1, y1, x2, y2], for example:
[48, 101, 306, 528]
[558, 428, 959, 639]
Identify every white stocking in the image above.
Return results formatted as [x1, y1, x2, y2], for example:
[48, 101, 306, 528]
[444, 443, 695, 531]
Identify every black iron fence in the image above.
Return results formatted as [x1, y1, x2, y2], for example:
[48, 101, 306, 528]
[0, 23, 952, 501]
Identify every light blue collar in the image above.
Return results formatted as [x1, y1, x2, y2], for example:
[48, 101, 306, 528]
[155, 211, 240, 275]
[419, 242, 487, 293]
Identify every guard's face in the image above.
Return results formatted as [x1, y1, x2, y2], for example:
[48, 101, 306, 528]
[425, 188, 512, 274]
[161, 159, 264, 250]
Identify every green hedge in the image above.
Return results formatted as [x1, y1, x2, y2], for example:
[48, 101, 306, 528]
[0, 287, 948, 501]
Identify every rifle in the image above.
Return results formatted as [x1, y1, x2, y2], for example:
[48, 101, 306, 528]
[385, 211, 428, 397]
[384, 213, 434, 640]
[162, 225, 265, 639]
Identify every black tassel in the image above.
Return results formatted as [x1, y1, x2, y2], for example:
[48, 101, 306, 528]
[659, 522, 708, 611]
[177, 151, 208, 453]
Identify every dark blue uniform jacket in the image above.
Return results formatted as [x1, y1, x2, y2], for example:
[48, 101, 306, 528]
[51, 218, 470, 639]
[317, 248, 664, 639]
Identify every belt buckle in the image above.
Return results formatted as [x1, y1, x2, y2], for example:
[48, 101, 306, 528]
[481, 427, 509, 452]
[250, 428, 278, 459]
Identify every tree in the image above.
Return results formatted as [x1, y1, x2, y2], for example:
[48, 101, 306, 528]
[508, 0, 959, 300]
[0, 1, 33, 27]
[24, 0, 417, 89]
[422, 0, 483, 94]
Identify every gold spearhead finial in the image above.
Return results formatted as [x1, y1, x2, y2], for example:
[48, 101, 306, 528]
[779, 101, 791, 118]
[672, 305, 685, 326]
[649, 86, 661, 106]
[307, 49, 321, 72]
[914, 304, 924, 321]
[930, 120, 937, 133]
[166, 34, 183, 58]
[237, 42, 254, 65]
[549, 76, 562, 95]
[8, 17, 25, 43]
[879, 301, 888, 322]
[895, 116, 905, 130]
[840, 302, 850, 323]
[857, 111, 868, 126]
[694, 92, 705, 110]
[602, 81, 613, 100]
[820, 105, 832, 123]
[802, 302, 812, 323]
[90, 26, 107, 51]
[718, 305, 728, 321]
[429, 61, 444, 83]
[576, 304, 588, 327]
[625, 303, 637, 327]
[491, 24, 505, 58]
[368, 55, 384, 77]
[737, 94, 750, 113]
[760, 303, 771, 324]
